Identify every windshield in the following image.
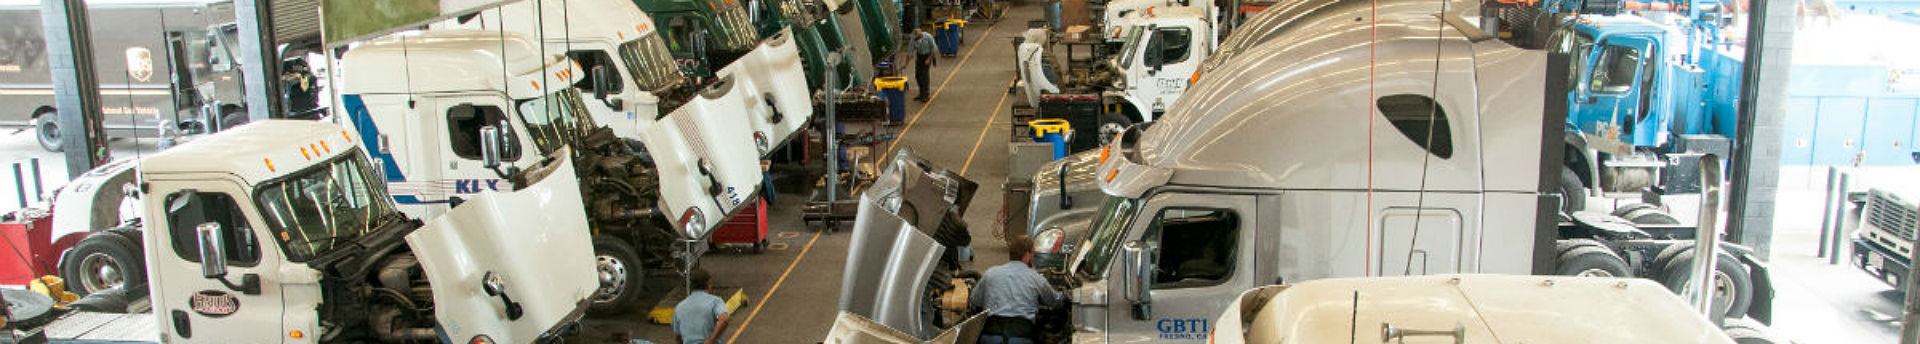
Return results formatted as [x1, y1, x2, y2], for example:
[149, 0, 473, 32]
[618, 35, 690, 91]
[1074, 196, 1140, 278]
[515, 88, 596, 155]
[255, 152, 397, 262]
[712, 0, 761, 51]
[1117, 26, 1147, 68]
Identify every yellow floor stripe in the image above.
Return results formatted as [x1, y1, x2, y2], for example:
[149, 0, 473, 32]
[959, 88, 1012, 176]
[723, 230, 823, 344]
[881, 20, 1003, 157]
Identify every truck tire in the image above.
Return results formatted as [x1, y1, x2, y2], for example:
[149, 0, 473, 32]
[60, 233, 146, 297]
[587, 236, 646, 316]
[1554, 238, 1608, 255]
[1613, 203, 1679, 225]
[1559, 167, 1586, 214]
[1658, 248, 1753, 319]
[1554, 245, 1631, 277]
[1722, 318, 1781, 344]
[33, 109, 62, 153]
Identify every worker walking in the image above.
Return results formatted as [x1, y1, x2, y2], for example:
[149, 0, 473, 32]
[912, 26, 938, 102]
[672, 269, 731, 344]
[971, 236, 1064, 344]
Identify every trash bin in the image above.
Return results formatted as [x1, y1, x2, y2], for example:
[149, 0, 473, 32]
[936, 20, 962, 56]
[1029, 118, 1072, 159]
[949, 19, 967, 46]
[875, 77, 910, 122]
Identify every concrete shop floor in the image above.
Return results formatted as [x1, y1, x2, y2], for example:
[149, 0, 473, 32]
[576, 3, 1040, 343]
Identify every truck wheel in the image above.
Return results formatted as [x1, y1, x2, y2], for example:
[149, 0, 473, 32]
[1613, 203, 1679, 225]
[60, 233, 146, 297]
[1559, 167, 1586, 214]
[1722, 318, 1781, 344]
[1098, 111, 1134, 142]
[1658, 248, 1753, 318]
[33, 110, 62, 153]
[587, 236, 646, 316]
[1555, 244, 1631, 277]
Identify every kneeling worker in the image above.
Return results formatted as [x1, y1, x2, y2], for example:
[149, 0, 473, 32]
[971, 236, 1064, 344]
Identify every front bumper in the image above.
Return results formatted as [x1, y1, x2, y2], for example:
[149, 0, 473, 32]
[1852, 237, 1912, 288]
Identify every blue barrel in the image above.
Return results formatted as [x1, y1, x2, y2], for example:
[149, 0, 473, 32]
[936, 21, 961, 55]
[1030, 119, 1071, 159]
[875, 77, 909, 122]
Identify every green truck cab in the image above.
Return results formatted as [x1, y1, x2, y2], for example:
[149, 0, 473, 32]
[636, 0, 760, 77]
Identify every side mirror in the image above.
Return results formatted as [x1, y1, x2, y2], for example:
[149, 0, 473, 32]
[196, 222, 228, 279]
[480, 125, 506, 169]
[1120, 240, 1154, 320]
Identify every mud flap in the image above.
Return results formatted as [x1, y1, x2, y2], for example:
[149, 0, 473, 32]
[1736, 251, 1774, 325]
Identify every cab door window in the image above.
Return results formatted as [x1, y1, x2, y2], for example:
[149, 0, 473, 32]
[445, 104, 520, 161]
[1589, 45, 1641, 93]
[1142, 208, 1239, 288]
[164, 191, 260, 265]
[1153, 27, 1193, 65]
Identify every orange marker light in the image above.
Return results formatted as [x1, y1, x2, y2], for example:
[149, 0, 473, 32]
[1105, 169, 1120, 182]
[320, 141, 331, 153]
[1099, 145, 1111, 164]
[290, 330, 304, 339]
[263, 158, 276, 172]
[341, 130, 354, 143]
[299, 146, 311, 160]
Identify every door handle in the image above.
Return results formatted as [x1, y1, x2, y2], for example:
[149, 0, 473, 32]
[172, 310, 193, 338]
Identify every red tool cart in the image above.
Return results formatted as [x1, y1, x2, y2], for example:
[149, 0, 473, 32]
[710, 198, 769, 253]
[0, 211, 57, 285]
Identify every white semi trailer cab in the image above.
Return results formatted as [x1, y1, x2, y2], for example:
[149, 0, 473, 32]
[334, 29, 761, 313]
[139, 120, 596, 343]
[1104, 7, 1214, 122]
[446, 0, 814, 156]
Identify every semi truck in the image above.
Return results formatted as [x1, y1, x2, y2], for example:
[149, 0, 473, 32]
[331, 29, 767, 314]
[46, 119, 598, 343]
[850, 0, 1773, 342]
[0, 0, 246, 152]
[1011, 7, 1215, 151]
[1847, 153, 1920, 287]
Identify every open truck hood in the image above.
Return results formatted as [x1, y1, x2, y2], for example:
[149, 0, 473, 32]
[716, 27, 814, 155]
[838, 151, 978, 340]
[641, 78, 768, 240]
[406, 153, 597, 343]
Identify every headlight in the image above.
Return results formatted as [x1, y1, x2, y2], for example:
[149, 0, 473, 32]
[1034, 227, 1067, 255]
[681, 207, 707, 235]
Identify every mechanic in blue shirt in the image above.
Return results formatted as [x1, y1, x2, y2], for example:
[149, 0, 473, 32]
[970, 236, 1064, 344]
[911, 26, 938, 101]
[672, 269, 731, 344]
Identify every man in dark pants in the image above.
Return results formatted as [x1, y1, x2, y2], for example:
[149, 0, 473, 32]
[970, 236, 1063, 344]
[912, 26, 938, 101]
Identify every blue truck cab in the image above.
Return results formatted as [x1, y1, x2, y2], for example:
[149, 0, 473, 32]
[1554, 10, 1745, 207]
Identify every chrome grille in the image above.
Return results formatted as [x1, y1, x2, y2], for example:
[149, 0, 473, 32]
[1866, 189, 1920, 240]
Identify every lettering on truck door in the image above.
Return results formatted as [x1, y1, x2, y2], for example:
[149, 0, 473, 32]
[1103, 192, 1258, 343]
[147, 181, 284, 342]
[429, 99, 521, 204]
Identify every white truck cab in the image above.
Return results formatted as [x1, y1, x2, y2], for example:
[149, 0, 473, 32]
[445, 0, 814, 156]
[1105, 7, 1214, 122]
[334, 29, 762, 313]
[139, 120, 596, 343]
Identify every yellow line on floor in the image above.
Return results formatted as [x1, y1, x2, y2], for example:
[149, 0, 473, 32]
[724, 230, 824, 344]
[958, 88, 1012, 175]
[882, 20, 1002, 157]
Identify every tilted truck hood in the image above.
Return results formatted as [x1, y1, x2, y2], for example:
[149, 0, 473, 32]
[716, 27, 815, 155]
[406, 154, 597, 343]
[839, 151, 978, 339]
[640, 77, 768, 239]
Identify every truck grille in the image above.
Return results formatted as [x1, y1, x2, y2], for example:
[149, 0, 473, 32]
[1866, 190, 1920, 240]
